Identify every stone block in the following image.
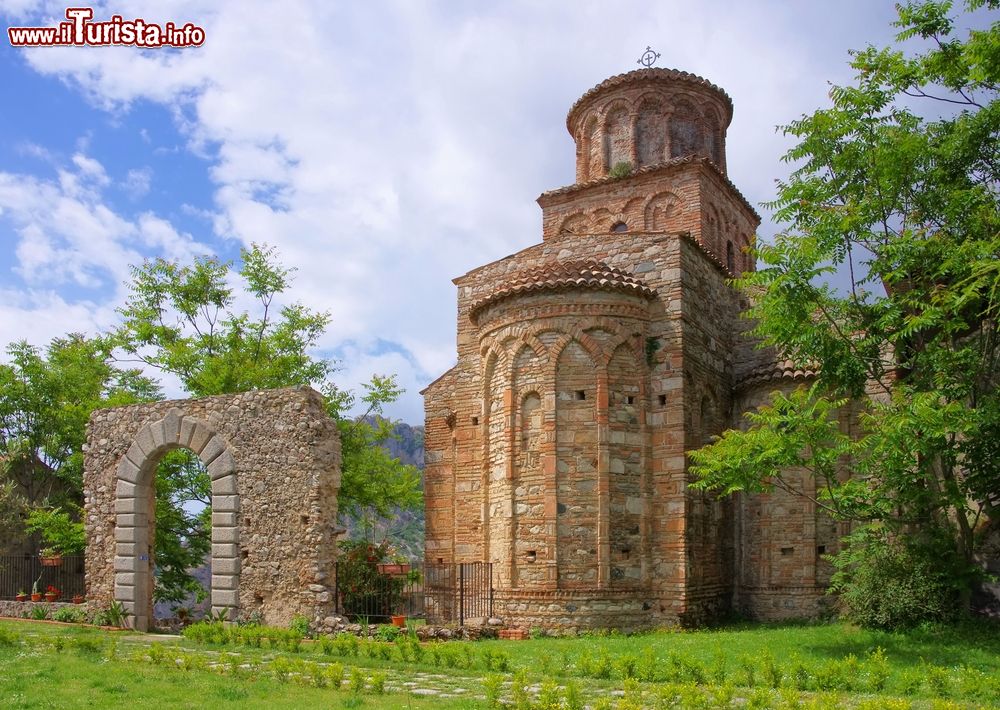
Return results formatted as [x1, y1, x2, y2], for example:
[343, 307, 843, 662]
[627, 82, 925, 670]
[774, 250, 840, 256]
[212, 526, 238, 544]
[211, 574, 237, 590]
[200, 436, 226, 464]
[208, 453, 236, 482]
[115, 572, 136, 586]
[213, 494, 239, 512]
[162, 409, 182, 443]
[116, 513, 146, 528]
[114, 584, 135, 601]
[136, 425, 156, 457]
[115, 497, 140, 514]
[116, 457, 142, 485]
[212, 589, 239, 607]
[188, 422, 213, 455]
[213, 473, 237, 496]
[213, 557, 240, 575]
[114, 526, 138, 543]
[212, 512, 238, 527]
[151, 419, 168, 448]
[179, 418, 198, 448]
[212, 543, 238, 559]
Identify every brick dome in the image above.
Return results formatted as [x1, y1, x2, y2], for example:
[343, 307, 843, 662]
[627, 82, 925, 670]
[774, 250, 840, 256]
[566, 67, 733, 181]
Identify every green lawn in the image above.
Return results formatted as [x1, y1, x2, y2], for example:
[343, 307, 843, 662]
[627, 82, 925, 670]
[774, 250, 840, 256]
[1, 618, 998, 708]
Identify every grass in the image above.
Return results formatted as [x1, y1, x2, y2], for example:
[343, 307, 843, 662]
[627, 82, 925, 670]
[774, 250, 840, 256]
[1, 618, 998, 708]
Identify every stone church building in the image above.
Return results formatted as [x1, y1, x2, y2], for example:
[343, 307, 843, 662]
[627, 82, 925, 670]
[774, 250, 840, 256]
[422, 67, 842, 630]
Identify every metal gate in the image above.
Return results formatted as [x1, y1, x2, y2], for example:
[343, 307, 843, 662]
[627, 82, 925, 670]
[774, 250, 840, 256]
[334, 561, 492, 626]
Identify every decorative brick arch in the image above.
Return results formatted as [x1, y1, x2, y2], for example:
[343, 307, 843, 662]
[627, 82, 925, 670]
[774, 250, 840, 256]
[84, 387, 340, 632]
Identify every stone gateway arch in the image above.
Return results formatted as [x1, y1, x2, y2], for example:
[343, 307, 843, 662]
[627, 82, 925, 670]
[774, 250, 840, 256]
[83, 386, 340, 631]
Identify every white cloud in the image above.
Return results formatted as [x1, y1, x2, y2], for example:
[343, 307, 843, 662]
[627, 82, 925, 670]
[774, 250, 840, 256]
[1, 0, 923, 419]
[0, 153, 210, 345]
[123, 167, 152, 199]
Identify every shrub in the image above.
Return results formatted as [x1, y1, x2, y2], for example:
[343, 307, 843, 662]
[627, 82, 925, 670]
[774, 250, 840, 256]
[374, 624, 399, 642]
[52, 606, 86, 624]
[348, 666, 366, 694]
[829, 525, 974, 630]
[483, 673, 504, 709]
[608, 161, 633, 179]
[289, 614, 310, 638]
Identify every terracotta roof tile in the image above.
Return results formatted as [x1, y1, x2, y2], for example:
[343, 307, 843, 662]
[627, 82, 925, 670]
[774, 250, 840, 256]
[470, 259, 656, 321]
[567, 67, 734, 132]
[740, 357, 820, 389]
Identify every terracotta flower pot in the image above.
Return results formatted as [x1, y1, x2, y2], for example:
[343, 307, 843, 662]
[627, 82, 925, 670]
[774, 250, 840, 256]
[376, 563, 411, 576]
[15, 594, 27, 602]
[45, 592, 59, 602]
[31, 593, 43, 602]
[40, 555, 62, 567]
[391, 614, 406, 628]
[72, 595, 85, 605]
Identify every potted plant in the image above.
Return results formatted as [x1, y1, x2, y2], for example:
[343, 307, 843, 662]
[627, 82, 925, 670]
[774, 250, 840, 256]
[40, 548, 62, 566]
[15, 590, 27, 602]
[44, 585, 60, 603]
[72, 594, 85, 605]
[390, 614, 406, 628]
[376, 549, 412, 576]
[30, 579, 43, 602]
[26, 506, 86, 565]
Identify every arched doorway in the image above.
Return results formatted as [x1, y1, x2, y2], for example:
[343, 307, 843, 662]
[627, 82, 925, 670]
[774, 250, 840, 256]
[84, 387, 341, 632]
[114, 410, 238, 631]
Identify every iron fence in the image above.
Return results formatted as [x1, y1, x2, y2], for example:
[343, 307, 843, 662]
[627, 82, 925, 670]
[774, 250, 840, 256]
[334, 561, 492, 626]
[0, 555, 86, 600]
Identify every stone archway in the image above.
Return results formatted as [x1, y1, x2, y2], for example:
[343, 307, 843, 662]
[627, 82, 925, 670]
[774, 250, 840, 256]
[113, 409, 239, 631]
[84, 387, 340, 631]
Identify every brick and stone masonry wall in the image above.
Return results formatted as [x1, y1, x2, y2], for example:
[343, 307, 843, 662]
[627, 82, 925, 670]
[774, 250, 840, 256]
[422, 67, 852, 631]
[83, 386, 340, 631]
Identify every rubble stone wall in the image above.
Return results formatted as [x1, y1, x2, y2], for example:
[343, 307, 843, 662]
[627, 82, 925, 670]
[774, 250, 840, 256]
[83, 386, 340, 631]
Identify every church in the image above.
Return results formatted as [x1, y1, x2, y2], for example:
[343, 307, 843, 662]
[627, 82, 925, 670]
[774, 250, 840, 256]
[422, 66, 843, 630]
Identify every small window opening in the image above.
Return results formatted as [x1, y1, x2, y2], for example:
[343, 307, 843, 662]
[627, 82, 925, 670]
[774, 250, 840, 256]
[780, 547, 794, 556]
[817, 545, 826, 555]
[575, 390, 586, 400]
[437, 557, 444, 564]
[621, 546, 631, 560]
[658, 394, 667, 406]
[625, 395, 635, 405]
[300, 515, 309, 525]
[241, 549, 249, 560]
[610, 221, 628, 233]
[525, 550, 537, 563]
[471, 416, 479, 425]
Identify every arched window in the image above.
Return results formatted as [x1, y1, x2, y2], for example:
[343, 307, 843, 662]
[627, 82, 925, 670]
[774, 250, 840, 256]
[611, 221, 628, 233]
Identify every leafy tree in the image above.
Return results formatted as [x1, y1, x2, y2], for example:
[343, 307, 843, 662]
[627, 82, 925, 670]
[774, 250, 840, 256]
[690, 0, 999, 626]
[113, 243, 421, 602]
[114, 243, 331, 397]
[324, 377, 422, 541]
[0, 336, 157, 555]
[0, 336, 158, 505]
[151, 450, 212, 605]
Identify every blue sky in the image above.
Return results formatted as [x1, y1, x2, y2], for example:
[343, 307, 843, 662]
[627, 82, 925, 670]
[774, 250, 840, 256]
[0, 1, 952, 422]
